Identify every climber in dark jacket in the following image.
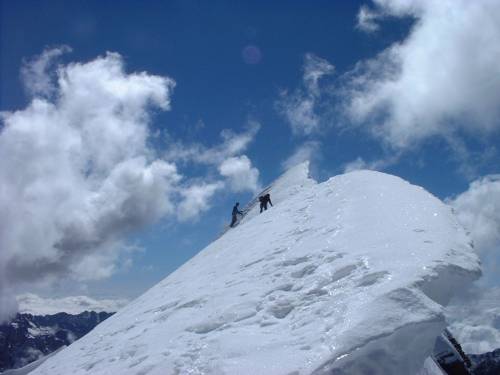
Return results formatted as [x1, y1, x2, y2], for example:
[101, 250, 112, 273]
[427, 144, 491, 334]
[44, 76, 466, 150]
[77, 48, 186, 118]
[259, 193, 273, 213]
[230, 202, 243, 227]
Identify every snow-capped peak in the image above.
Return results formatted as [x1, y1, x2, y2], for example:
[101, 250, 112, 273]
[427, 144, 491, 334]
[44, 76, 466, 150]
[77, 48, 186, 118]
[31, 165, 480, 375]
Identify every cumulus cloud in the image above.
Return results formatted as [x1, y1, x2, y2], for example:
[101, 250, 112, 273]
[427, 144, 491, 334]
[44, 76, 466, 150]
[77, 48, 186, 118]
[342, 154, 400, 173]
[282, 141, 321, 170]
[164, 121, 260, 165]
[277, 53, 334, 135]
[165, 122, 261, 192]
[0, 49, 179, 321]
[21, 45, 72, 98]
[303, 53, 335, 96]
[218, 155, 260, 192]
[356, 5, 381, 33]
[448, 175, 500, 286]
[446, 286, 500, 354]
[177, 182, 224, 221]
[343, 157, 371, 173]
[344, 0, 500, 149]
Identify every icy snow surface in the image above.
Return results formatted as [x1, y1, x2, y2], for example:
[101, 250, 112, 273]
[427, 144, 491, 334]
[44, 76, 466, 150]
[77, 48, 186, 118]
[30, 163, 480, 375]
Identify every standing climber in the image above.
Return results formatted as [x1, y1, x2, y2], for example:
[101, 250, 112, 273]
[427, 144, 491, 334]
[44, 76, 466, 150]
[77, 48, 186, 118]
[259, 193, 273, 213]
[230, 202, 244, 227]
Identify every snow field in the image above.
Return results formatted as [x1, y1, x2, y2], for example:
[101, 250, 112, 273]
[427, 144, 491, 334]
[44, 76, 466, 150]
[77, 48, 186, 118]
[31, 163, 480, 375]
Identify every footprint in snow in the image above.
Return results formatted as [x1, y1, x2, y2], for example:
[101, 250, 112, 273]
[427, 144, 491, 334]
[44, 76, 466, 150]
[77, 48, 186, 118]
[128, 355, 149, 368]
[324, 253, 344, 263]
[241, 257, 266, 269]
[331, 264, 358, 282]
[264, 283, 294, 296]
[176, 298, 205, 309]
[280, 256, 310, 267]
[136, 364, 156, 375]
[267, 299, 295, 319]
[290, 264, 317, 279]
[356, 271, 390, 287]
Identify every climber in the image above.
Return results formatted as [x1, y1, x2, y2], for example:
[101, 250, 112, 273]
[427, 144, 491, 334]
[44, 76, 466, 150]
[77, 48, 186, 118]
[230, 202, 244, 227]
[259, 193, 273, 213]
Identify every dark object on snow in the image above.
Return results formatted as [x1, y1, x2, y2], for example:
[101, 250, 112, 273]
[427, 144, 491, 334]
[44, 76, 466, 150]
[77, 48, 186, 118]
[431, 329, 472, 375]
[0, 311, 113, 372]
[426, 329, 500, 375]
[259, 193, 273, 213]
[230, 202, 243, 227]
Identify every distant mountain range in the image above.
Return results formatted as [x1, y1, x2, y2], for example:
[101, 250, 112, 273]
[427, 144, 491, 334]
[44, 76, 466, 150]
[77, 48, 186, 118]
[470, 349, 500, 375]
[0, 311, 113, 372]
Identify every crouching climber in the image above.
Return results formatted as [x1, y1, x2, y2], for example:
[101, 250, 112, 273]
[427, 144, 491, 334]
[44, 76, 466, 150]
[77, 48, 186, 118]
[259, 193, 273, 213]
[230, 202, 244, 227]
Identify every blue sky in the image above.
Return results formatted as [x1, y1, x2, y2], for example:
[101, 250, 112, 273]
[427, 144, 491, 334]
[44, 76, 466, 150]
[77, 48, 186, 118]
[1, 0, 500, 305]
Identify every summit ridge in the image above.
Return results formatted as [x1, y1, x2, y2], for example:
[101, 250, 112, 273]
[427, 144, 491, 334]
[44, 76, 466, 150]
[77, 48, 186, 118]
[31, 164, 480, 375]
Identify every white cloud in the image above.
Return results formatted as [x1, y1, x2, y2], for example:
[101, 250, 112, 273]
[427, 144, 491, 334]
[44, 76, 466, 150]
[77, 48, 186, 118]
[177, 182, 224, 221]
[282, 141, 321, 170]
[0, 49, 179, 321]
[278, 53, 334, 135]
[342, 154, 400, 173]
[164, 121, 260, 165]
[447, 175, 500, 286]
[21, 46, 72, 98]
[164, 122, 261, 192]
[449, 174, 500, 251]
[343, 157, 370, 173]
[17, 293, 129, 315]
[344, 0, 500, 149]
[303, 53, 335, 96]
[280, 97, 319, 135]
[446, 286, 500, 354]
[356, 5, 381, 33]
[218, 155, 260, 192]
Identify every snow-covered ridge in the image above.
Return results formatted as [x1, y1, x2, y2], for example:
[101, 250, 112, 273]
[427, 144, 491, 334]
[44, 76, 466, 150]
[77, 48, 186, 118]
[31, 163, 480, 375]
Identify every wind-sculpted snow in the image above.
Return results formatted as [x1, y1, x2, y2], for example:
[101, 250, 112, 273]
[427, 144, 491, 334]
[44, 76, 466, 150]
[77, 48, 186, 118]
[31, 163, 480, 375]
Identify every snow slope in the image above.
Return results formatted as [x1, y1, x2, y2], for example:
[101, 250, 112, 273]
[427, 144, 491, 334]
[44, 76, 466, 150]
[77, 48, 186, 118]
[30, 163, 480, 375]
